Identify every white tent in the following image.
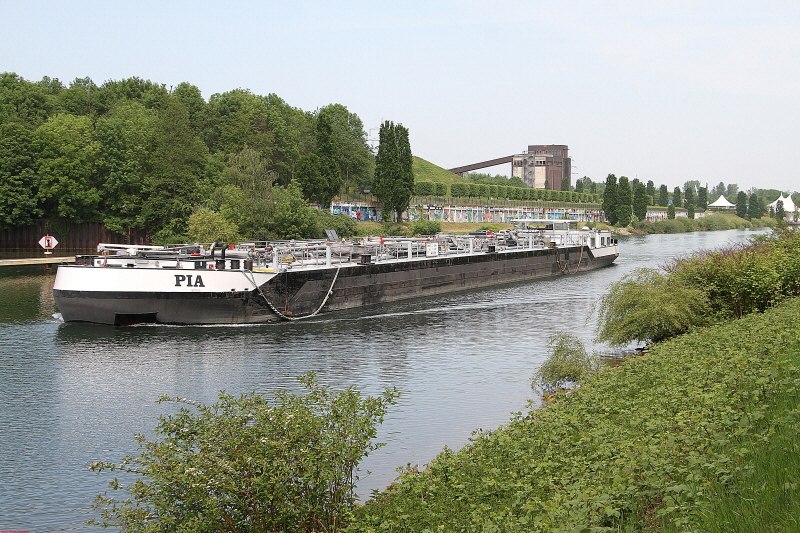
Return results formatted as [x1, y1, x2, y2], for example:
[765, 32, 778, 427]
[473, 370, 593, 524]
[708, 195, 735, 208]
[768, 194, 797, 213]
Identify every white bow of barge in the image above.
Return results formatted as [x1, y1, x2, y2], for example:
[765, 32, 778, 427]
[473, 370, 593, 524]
[53, 220, 619, 325]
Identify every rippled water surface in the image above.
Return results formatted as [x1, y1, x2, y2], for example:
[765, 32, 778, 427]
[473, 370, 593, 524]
[0, 229, 766, 532]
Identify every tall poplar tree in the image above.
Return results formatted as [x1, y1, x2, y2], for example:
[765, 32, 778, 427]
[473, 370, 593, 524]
[658, 184, 669, 206]
[747, 192, 761, 220]
[697, 187, 708, 210]
[633, 181, 648, 221]
[602, 174, 618, 226]
[616, 176, 633, 226]
[673, 187, 682, 208]
[736, 190, 748, 218]
[373, 120, 413, 221]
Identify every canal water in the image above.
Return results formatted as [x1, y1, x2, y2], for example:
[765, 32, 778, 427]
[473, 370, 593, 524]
[0, 229, 766, 532]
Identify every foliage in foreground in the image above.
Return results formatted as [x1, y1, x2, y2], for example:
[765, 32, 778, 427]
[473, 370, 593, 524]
[595, 229, 800, 346]
[531, 332, 601, 394]
[351, 297, 800, 532]
[90, 374, 399, 533]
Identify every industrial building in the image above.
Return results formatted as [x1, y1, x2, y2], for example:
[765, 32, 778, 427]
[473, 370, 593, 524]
[448, 145, 571, 190]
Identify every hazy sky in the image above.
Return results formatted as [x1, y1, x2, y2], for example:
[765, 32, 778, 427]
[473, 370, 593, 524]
[3, 1, 799, 193]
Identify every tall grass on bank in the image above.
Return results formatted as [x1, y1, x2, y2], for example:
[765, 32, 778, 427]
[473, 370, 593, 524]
[350, 296, 800, 533]
[666, 372, 800, 533]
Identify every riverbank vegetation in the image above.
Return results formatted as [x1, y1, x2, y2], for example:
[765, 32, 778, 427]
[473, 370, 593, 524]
[597, 228, 800, 347]
[348, 229, 800, 532]
[352, 295, 800, 532]
[625, 212, 775, 235]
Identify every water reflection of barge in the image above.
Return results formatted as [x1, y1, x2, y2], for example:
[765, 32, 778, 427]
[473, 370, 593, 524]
[53, 219, 619, 325]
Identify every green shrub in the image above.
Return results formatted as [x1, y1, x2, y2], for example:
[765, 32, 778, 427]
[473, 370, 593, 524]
[381, 220, 409, 236]
[478, 224, 501, 232]
[187, 208, 241, 243]
[314, 210, 358, 239]
[410, 219, 442, 236]
[90, 374, 399, 533]
[450, 182, 468, 197]
[532, 333, 601, 394]
[595, 268, 712, 346]
[414, 181, 435, 196]
[434, 182, 448, 196]
[668, 240, 785, 319]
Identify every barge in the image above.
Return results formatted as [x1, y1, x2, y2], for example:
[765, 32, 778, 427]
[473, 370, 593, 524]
[53, 220, 619, 325]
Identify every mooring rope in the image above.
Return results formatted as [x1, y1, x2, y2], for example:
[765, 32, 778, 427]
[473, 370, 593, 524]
[241, 266, 341, 321]
[574, 245, 584, 273]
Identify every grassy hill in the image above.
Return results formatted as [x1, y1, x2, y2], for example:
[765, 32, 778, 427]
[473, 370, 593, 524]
[412, 157, 466, 183]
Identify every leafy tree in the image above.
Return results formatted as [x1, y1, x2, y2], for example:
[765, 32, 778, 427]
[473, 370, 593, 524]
[90, 374, 399, 533]
[684, 184, 695, 207]
[172, 82, 206, 133]
[186, 207, 240, 242]
[747, 192, 762, 220]
[616, 176, 632, 226]
[560, 174, 570, 191]
[295, 152, 325, 204]
[736, 190, 748, 218]
[658, 184, 669, 206]
[95, 76, 168, 116]
[776, 200, 785, 220]
[0, 122, 40, 228]
[32, 113, 101, 222]
[373, 120, 413, 221]
[601, 174, 618, 225]
[95, 101, 158, 233]
[142, 97, 210, 235]
[687, 203, 695, 219]
[667, 204, 676, 219]
[56, 77, 100, 117]
[594, 268, 711, 346]
[646, 180, 656, 199]
[673, 186, 682, 207]
[0, 72, 55, 128]
[266, 181, 318, 239]
[697, 186, 708, 209]
[203, 89, 274, 155]
[726, 183, 739, 198]
[633, 181, 648, 221]
[310, 110, 343, 208]
[317, 103, 373, 195]
[532, 333, 600, 395]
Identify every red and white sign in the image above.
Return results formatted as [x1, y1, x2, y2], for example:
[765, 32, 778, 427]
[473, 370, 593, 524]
[39, 235, 58, 249]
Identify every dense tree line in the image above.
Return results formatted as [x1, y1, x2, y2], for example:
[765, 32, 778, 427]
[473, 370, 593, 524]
[0, 72, 377, 241]
[595, 173, 799, 226]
